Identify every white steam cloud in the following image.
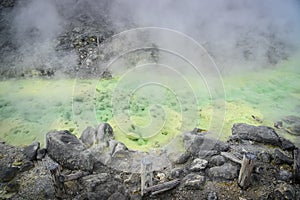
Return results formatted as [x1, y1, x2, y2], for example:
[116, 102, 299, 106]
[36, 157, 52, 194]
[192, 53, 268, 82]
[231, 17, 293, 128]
[2, 0, 300, 76]
[109, 0, 300, 73]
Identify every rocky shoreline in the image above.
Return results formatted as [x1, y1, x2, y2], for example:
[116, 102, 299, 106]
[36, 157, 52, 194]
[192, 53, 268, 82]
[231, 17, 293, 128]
[0, 120, 299, 200]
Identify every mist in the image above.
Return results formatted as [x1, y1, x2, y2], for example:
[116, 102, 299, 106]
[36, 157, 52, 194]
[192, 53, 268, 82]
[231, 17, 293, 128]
[1, 0, 300, 77]
[109, 0, 300, 73]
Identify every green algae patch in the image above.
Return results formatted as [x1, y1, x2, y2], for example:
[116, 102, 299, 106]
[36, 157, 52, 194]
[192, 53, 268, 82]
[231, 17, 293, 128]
[109, 107, 182, 151]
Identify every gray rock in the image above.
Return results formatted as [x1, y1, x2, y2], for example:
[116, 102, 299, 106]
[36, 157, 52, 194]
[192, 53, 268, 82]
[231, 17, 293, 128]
[170, 168, 184, 179]
[36, 148, 47, 160]
[184, 132, 229, 157]
[274, 183, 295, 200]
[23, 141, 40, 161]
[209, 155, 226, 167]
[174, 151, 191, 164]
[258, 151, 273, 163]
[80, 126, 96, 147]
[278, 170, 293, 182]
[79, 123, 114, 148]
[189, 158, 208, 171]
[96, 123, 114, 143]
[5, 181, 20, 193]
[273, 149, 293, 165]
[108, 192, 127, 200]
[19, 160, 34, 172]
[208, 163, 238, 181]
[181, 173, 206, 189]
[109, 140, 128, 157]
[0, 167, 19, 182]
[232, 123, 281, 146]
[279, 137, 295, 151]
[46, 130, 94, 171]
[207, 191, 218, 200]
[81, 173, 109, 192]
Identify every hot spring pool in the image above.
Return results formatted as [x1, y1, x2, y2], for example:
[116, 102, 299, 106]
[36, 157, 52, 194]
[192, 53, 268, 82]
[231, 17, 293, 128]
[0, 57, 299, 150]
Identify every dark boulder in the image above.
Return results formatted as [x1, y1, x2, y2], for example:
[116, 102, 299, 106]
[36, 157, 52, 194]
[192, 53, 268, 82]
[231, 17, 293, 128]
[232, 123, 281, 146]
[23, 141, 40, 161]
[46, 130, 93, 171]
[184, 132, 229, 158]
[96, 123, 114, 143]
[273, 149, 293, 165]
[207, 163, 239, 181]
[279, 137, 295, 151]
[0, 167, 19, 182]
[80, 123, 114, 148]
[36, 148, 47, 160]
[170, 168, 184, 179]
[209, 155, 226, 167]
[80, 126, 96, 147]
[108, 192, 127, 200]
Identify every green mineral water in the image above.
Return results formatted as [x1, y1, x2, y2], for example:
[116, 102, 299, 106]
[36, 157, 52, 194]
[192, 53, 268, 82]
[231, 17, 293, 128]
[0, 54, 299, 150]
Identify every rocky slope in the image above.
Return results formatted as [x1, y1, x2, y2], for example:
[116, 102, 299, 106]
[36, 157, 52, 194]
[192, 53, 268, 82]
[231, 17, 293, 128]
[0, 121, 299, 200]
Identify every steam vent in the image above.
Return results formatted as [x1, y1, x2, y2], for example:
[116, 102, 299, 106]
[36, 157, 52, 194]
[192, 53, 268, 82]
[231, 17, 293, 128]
[1, 0, 300, 199]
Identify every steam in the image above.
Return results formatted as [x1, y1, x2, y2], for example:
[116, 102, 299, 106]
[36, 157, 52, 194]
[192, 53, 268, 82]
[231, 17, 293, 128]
[109, 0, 300, 73]
[2, 0, 300, 77]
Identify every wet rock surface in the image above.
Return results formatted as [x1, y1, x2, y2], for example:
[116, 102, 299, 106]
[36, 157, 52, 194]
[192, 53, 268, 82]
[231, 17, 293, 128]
[1, 122, 300, 199]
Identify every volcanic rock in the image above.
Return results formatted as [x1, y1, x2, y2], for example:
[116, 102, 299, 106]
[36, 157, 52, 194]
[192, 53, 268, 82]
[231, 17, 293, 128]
[274, 183, 295, 200]
[207, 163, 238, 181]
[273, 149, 293, 165]
[36, 148, 47, 160]
[279, 137, 295, 151]
[19, 160, 34, 172]
[23, 141, 40, 161]
[232, 123, 281, 146]
[277, 170, 293, 182]
[181, 173, 206, 189]
[209, 155, 226, 167]
[170, 168, 184, 179]
[184, 132, 229, 158]
[80, 126, 96, 147]
[108, 192, 127, 200]
[46, 130, 93, 171]
[207, 191, 218, 200]
[168, 151, 189, 165]
[189, 158, 208, 171]
[5, 181, 20, 193]
[96, 123, 114, 143]
[257, 151, 273, 163]
[0, 167, 19, 182]
[80, 123, 114, 148]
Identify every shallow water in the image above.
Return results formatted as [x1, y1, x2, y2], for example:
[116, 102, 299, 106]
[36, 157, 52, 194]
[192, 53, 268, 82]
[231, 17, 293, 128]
[0, 55, 299, 150]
